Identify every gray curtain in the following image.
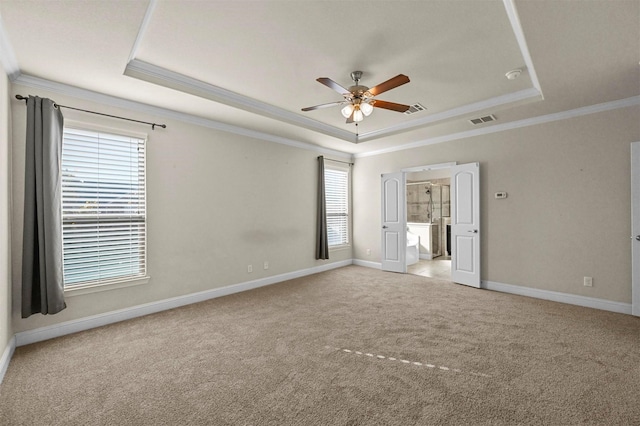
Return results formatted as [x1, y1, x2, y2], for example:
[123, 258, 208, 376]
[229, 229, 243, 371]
[316, 156, 329, 260]
[21, 96, 66, 318]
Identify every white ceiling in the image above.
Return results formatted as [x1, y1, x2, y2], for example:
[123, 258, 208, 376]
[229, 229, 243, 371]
[0, 0, 638, 156]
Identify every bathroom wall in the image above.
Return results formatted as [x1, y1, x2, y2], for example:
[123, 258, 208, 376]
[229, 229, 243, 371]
[406, 174, 450, 224]
[407, 172, 450, 258]
[406, 183, 431, 223]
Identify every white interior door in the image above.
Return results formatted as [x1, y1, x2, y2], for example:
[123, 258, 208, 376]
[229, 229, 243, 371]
[381, 172, 406, 273]
[631, 142, 640, 316]
[450, 163, 481, 288]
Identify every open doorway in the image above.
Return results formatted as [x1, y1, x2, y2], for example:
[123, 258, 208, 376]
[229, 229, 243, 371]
[382, 162, 480, 287]
[405, 167, 452, 280]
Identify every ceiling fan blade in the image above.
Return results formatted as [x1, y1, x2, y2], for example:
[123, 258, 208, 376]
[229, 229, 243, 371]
[368, 74, 410, 97]
[317, 77, 351, 95]
[373, 100, 411, 113]
[301, 101, 346, 112]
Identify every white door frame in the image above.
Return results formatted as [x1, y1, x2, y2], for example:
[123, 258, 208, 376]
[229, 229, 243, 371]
[382, 164, 456, 274]
[402, 162, 458, 174]
[397, 162, 481, 287]
[400, 163, 457, 276]
[630, 142, 640, 316]
[383, 161, 481, 282]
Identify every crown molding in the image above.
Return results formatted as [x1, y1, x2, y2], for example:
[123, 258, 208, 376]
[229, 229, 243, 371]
[503, 0, 543, 97]
[14, 72, 637, 162]
[125, 59, 547, 148]
[357, 88, 542, 143]
[124, 59, 358, 143]
[0, 13, 20, 80]
[355, 95, 640, 158]
[13, 73, 353, 160]
[127, 0, 158, 63]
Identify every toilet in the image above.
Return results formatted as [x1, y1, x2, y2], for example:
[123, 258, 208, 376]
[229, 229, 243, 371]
[407, 230, 419, 265]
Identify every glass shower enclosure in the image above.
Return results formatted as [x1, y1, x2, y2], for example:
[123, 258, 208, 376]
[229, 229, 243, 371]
[406, 182, 450, 258]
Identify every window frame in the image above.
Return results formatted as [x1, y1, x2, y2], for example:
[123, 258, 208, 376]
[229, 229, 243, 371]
[324, 162, 351, 249]
[60, 122, 150, 295]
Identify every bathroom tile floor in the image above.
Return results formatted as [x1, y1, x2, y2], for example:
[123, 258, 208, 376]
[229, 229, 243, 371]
[408, 257, 451, 280]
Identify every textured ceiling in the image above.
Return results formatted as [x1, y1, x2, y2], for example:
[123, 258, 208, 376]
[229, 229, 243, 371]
[0, 0, 638, 155]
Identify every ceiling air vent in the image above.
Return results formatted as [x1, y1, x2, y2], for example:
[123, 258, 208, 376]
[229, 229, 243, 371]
[404, 103, 426, 115]
[469, 114, 496, 125]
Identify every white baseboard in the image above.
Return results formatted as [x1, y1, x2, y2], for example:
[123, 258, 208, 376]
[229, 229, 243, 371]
[353, 259, 381, 269]
[7, 260, 631, 383]
[354, 259, 632, 315]
[419, 254, 433, 260]
[15, 259, 352, 347]
[482, 280, 632, 315]
[0, 336, 16, 386]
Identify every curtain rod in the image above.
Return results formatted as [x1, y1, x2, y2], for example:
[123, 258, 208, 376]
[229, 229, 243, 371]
[15, 95, 167, 130]
[318, 156, 354, 166]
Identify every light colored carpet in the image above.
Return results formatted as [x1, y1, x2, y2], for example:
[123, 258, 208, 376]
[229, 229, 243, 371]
[1, 265, 639, 425]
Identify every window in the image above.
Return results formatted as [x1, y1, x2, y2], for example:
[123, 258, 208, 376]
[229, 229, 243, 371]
[61, 127, 147, 288]
[325, 165, 349, 247]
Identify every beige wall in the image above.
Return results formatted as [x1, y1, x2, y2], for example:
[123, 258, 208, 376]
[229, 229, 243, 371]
[7, 81, 638, 338]
[353, 106, 640, 303]
[1, 72, 11, 350]
[10, 84, 351, 333]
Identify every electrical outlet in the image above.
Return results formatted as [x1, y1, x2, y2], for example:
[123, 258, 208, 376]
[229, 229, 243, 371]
[366, 249, 371, 256]
[247, 265, 253, 273]
[583, 276, 593, 287]
[264, 261, 269, 270]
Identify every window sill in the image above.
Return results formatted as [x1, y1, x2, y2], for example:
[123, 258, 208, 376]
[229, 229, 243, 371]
[64, 276, 150, 297]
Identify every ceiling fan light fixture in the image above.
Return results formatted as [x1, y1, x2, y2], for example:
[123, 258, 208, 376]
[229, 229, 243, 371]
[353, 108, 364, 122]
[360, 102, 374, 116]
[302, 71, 411, 126]
[341, 104, 354, 118]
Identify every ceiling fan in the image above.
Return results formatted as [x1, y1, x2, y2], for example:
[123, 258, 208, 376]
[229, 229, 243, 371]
[301, 71, 411, 124]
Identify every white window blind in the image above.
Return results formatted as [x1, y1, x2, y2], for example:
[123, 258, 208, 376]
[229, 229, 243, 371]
[325, 166, 349, 246]
[61, 128, 147, 287]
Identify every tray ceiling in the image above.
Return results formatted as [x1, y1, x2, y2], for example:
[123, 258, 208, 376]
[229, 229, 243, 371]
[0, 0, 637, 155]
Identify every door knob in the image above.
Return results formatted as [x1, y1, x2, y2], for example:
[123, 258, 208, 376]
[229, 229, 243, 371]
[636, 235, 640, 241]
[468, 229, 478, 233]
[382, 225, 388, 229]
